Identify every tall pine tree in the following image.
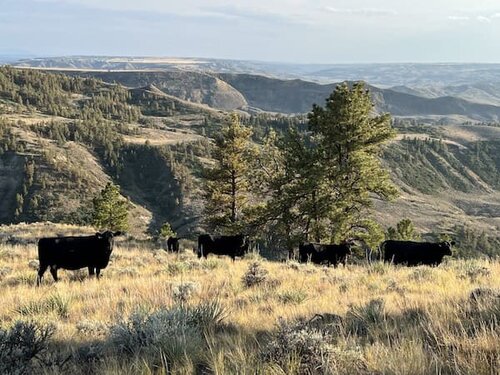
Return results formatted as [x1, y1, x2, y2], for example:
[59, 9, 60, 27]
[259, 82, 397, 247]
[203, 114, 255, 233]
[306, 82, 398, 245]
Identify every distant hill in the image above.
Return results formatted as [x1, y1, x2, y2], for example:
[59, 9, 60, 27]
[14, 57, 500, 86]
[391, 82, 500, 107]
[221, 73, 500, 121]
[33, 69, 500, 122]
[62, 70, 248, 111]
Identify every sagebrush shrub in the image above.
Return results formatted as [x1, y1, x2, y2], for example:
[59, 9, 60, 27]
[109, 301, 226, 367]
[242, 262, 268, 288]
[172, 281, 199, 303]
[0, 320, 55, 375]
[262, 318, 367, 374]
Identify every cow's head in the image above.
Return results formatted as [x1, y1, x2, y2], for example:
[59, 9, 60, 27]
[439, 241, 454, 256]
[96, 231, 124, 253]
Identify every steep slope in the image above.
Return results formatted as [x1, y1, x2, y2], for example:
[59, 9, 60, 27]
[62, 71, 248, 111]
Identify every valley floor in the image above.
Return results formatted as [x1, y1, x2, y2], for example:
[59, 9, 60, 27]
[0, 225, 499, 374]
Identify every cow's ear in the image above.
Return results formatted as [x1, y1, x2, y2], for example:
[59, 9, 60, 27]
[96, 232, 102, 237]
[113, 231, 124, 237]
[450, 241, 456, 246]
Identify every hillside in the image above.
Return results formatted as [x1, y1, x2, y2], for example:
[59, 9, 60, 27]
[391, 82, 500, 108]
[0, 67, 215, 235]
[38, 69, 500, 122]
[61, 70, 248, 111]
[0, 67, 499, 248]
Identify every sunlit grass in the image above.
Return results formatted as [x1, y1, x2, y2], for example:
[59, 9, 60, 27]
[0, 224, 499, 374]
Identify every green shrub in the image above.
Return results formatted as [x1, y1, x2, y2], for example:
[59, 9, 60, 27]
[346, 298, 386, 336]
[171, 281, 199, 304]
[367, 261, 390, 275]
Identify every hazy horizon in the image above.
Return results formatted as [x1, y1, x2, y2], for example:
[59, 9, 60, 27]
[2, 0, 500, 64]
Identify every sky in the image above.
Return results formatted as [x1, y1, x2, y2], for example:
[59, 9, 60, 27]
[1, 0, 500, 63]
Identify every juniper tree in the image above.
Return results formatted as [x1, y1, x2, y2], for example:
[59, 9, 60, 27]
[203, 114, 256, 233]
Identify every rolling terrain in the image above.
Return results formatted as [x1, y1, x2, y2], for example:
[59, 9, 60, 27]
[24, 69, 500, 123]
[14, 57, 500, 122]
[0, 66, 499, 248]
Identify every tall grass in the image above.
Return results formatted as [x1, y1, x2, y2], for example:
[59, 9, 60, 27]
[0, 225, 499, 374]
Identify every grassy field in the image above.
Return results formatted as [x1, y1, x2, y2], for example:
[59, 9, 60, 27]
[0, 224, 499, 374]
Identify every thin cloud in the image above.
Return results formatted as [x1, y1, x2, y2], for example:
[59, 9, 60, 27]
[447, 15, 470, 21]
[200, 5, 309, 25]
[325, 7, 398, 17]
[476, 15, 491, 23]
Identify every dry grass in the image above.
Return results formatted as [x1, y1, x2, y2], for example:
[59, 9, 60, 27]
[0, 225, 499, 374]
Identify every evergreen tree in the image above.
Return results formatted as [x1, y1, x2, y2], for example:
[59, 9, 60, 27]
[252, 129, 301, 252]
[92, 183, 129, 231]
[203, 114, 255, 233]
[385, 218, 421, 240]
[259, 82, 397, 246]
[159, 222, 176, 239]
[306, 82, 398, 243]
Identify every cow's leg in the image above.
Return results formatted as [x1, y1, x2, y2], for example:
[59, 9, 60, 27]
[96, 268, 101, 279]
[49, 266, 58, 282]
[88, 266, 95, 277]
[37, 264, 48, 286]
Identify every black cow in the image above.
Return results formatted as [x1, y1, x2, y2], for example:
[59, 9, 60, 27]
[37, 231, 123, 285]
[197, 234, 249, 260]
[381, 240, 454, 266]
[299, 242, 353, 267]
[167, 237, 180, 252]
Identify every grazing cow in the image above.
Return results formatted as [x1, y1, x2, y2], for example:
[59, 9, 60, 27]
[299, 242, 353, 267]
[197, 234, 249, 260]
[37, 231, 123, 285]
[381, 240, 454, 266]
[167, 237, 180, 252]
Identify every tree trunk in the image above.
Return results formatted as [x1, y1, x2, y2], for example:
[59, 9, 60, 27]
[231, 170, 236, 223]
